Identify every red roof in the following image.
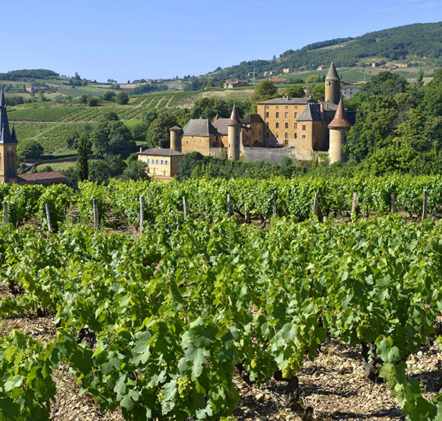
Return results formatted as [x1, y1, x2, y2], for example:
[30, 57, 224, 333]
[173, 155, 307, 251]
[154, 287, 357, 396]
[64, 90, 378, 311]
[328, 99, 351, 129]
[18, 171, 66, 181]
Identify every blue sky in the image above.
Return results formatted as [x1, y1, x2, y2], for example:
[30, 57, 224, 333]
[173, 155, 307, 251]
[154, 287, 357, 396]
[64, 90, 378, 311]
[2, 0, 441, 82]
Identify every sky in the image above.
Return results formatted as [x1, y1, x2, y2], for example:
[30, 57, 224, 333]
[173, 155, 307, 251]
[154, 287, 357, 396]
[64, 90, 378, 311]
[2, 0, 441, 82]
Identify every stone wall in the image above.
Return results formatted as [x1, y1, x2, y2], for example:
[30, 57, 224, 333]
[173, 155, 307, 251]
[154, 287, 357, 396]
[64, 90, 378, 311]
[242, 147, 300, 164]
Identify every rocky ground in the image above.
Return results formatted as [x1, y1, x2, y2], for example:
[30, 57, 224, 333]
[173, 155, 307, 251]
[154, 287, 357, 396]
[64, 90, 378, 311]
[0, 309, 440, 421]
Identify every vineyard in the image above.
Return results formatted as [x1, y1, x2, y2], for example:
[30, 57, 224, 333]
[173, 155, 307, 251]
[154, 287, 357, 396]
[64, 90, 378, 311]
[0, 176, 441, 420]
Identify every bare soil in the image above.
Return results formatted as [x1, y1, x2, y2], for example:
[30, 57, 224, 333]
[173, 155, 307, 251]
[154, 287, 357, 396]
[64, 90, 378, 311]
[0, 310, 440, 421]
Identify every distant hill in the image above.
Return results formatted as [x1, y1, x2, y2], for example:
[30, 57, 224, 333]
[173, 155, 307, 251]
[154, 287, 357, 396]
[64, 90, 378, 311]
[208, 22, 442, 80]
[0, 69, 60, 81]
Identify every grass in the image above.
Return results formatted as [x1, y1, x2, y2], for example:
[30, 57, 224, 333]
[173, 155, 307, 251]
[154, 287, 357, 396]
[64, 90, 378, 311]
[36, 161, 76, 172]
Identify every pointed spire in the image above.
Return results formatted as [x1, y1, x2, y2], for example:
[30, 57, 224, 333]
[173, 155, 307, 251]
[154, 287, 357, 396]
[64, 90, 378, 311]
[0, 88, 5, 108]
[326, 62, 340, 81]
[0, 88, 15, 144]
[328, 99, 351, 129]
[228, 105, 240, 126]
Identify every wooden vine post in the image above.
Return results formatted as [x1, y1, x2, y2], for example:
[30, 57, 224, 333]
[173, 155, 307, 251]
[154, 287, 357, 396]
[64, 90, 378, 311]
[312, 191, 319, 217]
[351, 192, 357, 216]
[93, 199, 99, 230]
[422, 190, 428, 220]
[139, 197, 144, 232]
[391, 193, 396, 214]
[183, 196, 188, 219]
[3, 202, 9, 225]
[227, 193, 231, 217]
[45, 203, 53, 233]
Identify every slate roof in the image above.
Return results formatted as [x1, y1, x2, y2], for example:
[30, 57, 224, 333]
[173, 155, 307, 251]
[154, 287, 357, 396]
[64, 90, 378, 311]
[228, 105, 240, 126]
[182, 118, 219, 137]
[258, 97, 315, 105]
[138, 148, 184, 157]
[242, 114, 264, 124]
[326, 62, 340, 81]
[212, 118, 230, 135]
[0, 88, 15, 144]
[297, 103, 323, 122]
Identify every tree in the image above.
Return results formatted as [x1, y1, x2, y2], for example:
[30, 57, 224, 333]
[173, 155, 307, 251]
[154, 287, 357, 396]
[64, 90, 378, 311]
[116, 92, 129, 105]
[252, 80, 278, 103]
[102, 111, 119, 121]
[88, 97, 99, 107]
[145, 112, 178, 149]
[415, 69, 424, 89]
[358, 72, 407, 98]
[90, 120, 136, 157]
[121, 159, 148, 180]
[103, 91, 115, 102]
[19, 141, 44, 161]
[80, 95, 88, 104]
[310, 83, 325, 101]
[89, 155, 125, 184]
[284, 85, 305, 98]
[132, 123, 149, 142]
[77, 132, 89, 181]
[306, 75, 321, 84]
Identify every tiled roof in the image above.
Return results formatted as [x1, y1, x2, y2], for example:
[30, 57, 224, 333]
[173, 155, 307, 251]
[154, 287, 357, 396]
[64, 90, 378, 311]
[17, 171, 66, 181]
[328, 99, 351, 129]
[138, 148, 184, 157]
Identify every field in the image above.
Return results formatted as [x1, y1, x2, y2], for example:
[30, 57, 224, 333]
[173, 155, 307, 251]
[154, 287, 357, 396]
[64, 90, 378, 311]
[0, 177, 440, 421]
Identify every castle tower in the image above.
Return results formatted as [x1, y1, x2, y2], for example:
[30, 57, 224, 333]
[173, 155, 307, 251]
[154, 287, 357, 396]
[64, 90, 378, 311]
[227, 105, 240, 161]
[0, 89, 18, 184]
[169, 126, 183, 152]
[328, 99, 351, 164]
[325, 62, 341, 105]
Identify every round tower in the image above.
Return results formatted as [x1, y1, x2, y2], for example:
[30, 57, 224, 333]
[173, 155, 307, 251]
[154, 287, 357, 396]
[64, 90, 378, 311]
[328, 99, 351, 164]
[227, 105, 241, 161]
[169, 126, 183, 152]
[325, 62, 341, 105]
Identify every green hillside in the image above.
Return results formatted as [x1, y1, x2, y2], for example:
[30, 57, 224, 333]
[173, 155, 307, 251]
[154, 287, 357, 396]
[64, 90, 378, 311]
[208, 22, 442, 80]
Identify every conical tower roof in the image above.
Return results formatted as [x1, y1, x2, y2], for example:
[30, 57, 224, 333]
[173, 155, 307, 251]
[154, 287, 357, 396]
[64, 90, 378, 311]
[328, 99, 351, 129]
[227, 105, 240, 126]
[326, 62, 340, 81]
[0, 88, 15, 144]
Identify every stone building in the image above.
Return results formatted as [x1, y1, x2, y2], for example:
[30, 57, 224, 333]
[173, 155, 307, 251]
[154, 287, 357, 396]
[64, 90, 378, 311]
[137, 148, 184, 181]
[143, 62, 354, 172]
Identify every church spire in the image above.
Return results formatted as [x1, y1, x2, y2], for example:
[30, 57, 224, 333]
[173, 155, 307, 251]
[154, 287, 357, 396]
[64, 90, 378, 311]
[0, 88, 15, 144]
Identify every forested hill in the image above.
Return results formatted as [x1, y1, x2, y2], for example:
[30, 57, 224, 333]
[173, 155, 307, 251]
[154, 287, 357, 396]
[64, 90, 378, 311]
[208, 22, 442, 80]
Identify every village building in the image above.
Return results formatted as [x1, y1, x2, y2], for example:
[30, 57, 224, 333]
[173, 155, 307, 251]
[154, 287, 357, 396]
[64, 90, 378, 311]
[0, 89, 67, 186]
[341, 83, 361, 99]
[223, 79, 250, 89]
[137, 148, 184, 181]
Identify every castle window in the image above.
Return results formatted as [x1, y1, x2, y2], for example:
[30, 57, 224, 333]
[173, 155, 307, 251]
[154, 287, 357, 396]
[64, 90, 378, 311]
[294, 112, 298, 118]
[294, 123, 297, 129]
[285, 112, 288, 118]
[285, 106, 288, 109]
[302, 135, 306, 139]
[302, 125, 306, 131]
[285, 123, 288, 129]
[266, 112, 269, 118]
[285, 133, 288, 139]
[276, 112, 279, 118]
[295, 133, 298, 138]
[276, 123, 279, 128]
